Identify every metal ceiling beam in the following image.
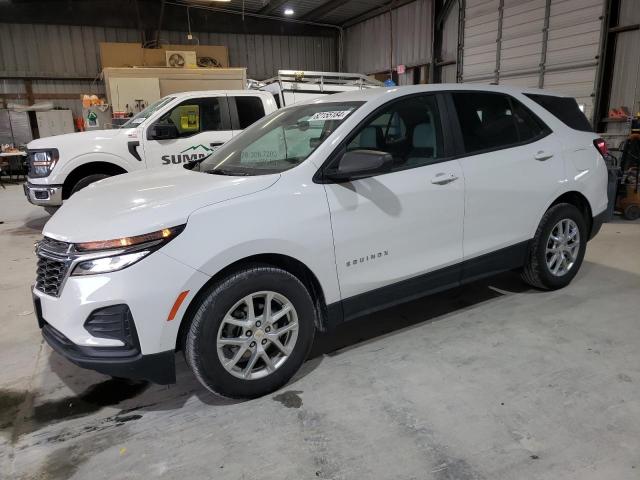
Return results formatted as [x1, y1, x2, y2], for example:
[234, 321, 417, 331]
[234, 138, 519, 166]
[301, 0, 345, 21]
[341, 0, 417, 28]
[0, 0, 337, 37]
[258, 0, 290, 15]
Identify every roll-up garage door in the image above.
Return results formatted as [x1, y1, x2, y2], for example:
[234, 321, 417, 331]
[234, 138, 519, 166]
[460, 0, 605, 121]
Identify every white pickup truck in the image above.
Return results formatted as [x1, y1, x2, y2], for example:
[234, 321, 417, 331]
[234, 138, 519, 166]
[23, 90, 277, 212]
[24, 71, 383, 213]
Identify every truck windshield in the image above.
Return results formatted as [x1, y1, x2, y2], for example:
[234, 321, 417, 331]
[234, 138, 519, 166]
[198, 101, 363, 175]
[120, 96, 176, 128]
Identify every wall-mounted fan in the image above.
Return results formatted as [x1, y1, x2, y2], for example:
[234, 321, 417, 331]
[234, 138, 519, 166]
[165, 51, 197, 68]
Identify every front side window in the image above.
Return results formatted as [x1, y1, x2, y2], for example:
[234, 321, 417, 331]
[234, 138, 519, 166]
[197, 102, 363, 176]
[120, 96, 175, 128]
[345, 94, 444, 170]
[154, 97, 225, 138]
[452, 92, 549, 154]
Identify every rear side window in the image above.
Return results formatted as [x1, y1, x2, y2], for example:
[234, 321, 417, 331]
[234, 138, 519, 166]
[524, 94, 593, 132]
[511, 99, 550, 141]
[235, 96, 266, 129]
[451, 92, 549, 154]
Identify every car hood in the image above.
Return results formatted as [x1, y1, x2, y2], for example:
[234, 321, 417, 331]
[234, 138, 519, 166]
[28, 128, 127, 150]
[43, 167, 279, 243]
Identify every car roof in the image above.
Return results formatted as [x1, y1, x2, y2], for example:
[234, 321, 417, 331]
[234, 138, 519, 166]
[308, 83, 571, 105]
[170, 90, 272, 98]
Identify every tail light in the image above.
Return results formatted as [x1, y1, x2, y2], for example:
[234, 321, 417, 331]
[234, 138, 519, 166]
[594, 138, 608, 158]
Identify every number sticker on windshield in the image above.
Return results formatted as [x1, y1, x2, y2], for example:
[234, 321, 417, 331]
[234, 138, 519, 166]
[308, 110, 353, 121]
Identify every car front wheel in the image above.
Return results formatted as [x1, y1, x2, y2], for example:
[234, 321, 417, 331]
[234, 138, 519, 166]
[70, 173, 110, 195]
[522, 203, 587, 290]
[185, 264, 316, 398]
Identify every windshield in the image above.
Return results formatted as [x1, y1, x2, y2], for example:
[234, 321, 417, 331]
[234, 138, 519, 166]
[120, 96, 176, 128]
[197, 101, 363, 176]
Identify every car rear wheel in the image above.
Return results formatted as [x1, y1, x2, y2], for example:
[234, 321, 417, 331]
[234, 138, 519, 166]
[521, 203, 587, 290]
[185, 264, 316, 399]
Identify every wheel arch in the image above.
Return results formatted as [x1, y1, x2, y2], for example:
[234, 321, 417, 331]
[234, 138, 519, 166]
[62, 161, 128, 199]
[176, 253, 329, 352]
[548, 190, 593, 236]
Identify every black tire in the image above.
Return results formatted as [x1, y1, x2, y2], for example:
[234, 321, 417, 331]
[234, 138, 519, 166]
[521, 203, 587, 290]
[185, 264, 316, 399]
[623, 204, 640, 221]
[70, 173, 110, 195]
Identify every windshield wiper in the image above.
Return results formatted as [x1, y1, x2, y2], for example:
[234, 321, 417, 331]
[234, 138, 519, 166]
[207, 168, 250, 176]
[183, 157, 207, 171]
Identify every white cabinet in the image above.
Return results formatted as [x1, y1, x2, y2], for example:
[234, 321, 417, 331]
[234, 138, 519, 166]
[36, 110, 75, 138]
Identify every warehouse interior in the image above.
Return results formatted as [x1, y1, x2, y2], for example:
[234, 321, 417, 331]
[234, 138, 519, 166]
[1, 0, 640, 478]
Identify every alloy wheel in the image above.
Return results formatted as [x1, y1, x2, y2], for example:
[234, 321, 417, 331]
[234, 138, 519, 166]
[216, 291, 299, 380]
[545, 218, 580, 277]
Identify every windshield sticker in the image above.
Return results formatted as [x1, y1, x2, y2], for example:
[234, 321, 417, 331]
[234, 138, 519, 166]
[308, 110, 353, 121]
[162, 144, 216, 165]
[131, 118, 146, 125]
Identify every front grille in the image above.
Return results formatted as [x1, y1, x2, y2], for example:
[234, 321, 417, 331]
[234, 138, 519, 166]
[35, 237, 72, 297]
[36, 256, 69, 297]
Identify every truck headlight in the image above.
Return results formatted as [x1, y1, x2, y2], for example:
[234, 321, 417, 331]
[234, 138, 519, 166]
[70, 225, 184, 276]
[28, 149, 59, 178]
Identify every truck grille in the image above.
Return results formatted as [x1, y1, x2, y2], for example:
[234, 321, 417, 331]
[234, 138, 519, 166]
[35, 237, 72, 297]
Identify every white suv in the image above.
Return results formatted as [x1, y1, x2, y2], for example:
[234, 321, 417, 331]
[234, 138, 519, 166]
[33, 84, 608, 398]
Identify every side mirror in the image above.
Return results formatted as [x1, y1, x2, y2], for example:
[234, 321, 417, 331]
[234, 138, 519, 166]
[149, 123, 179, 140]
[325, 150, 393, 182]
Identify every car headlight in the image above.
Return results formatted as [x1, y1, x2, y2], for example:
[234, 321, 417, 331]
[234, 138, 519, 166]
[70, 225, 184, 276]
[73, 251, 150, 276]
[28, 149, 59, 178]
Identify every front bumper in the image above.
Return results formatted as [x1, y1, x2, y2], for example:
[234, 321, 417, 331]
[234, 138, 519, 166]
[33, 250, 211, 383]
[41, 318, 175, 384]
[23, 181, 63, 207]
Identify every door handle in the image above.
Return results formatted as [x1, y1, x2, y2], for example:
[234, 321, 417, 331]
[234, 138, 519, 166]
[210, 142, 224, 148]
[534, 151, 554, 161]
[431, 172, 459, 185]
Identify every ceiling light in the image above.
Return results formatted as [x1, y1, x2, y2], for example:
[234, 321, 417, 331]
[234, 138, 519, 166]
[284, 8, 294, 15]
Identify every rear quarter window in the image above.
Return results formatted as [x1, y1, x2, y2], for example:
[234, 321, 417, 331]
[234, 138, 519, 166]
[451, 92, 549, 155]
[524, 94, 593, 132]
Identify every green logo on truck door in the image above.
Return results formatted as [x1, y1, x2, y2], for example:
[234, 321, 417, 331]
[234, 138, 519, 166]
[162, 144, 215, 165]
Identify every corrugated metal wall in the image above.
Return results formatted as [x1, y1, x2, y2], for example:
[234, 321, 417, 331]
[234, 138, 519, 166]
[344, 0, 433, 75]
[158, 30, 336, 80]
[461, 0, 499, 81]
[0, 22, 336, 116]
[456, 0, 605, 121]
[440, 1, 459, 83]
[0, 23, 336, 79]
[608, 0, 640, 113]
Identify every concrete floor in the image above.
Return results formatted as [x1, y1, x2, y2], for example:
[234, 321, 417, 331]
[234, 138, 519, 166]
[1, 180, 640, 480]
